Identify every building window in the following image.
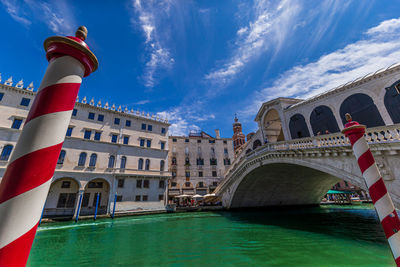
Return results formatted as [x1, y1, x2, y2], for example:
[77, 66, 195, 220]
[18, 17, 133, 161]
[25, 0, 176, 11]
[223, 140, 227, 144]
[172, 157, 177, 165]
[185, 171, 190, 178]
[88, 182, 103, 188]
[111, 134, 118, 143]
[123, 136, 129, 145]
[159, 180, 165, 188]
[147, 125, 152, 131]
[145, 159, 150, 170]
[140, 139, 145, 147]
[98, 114, 104, 121]
[160, 160, 165, 171]
[114, 118, 120, 125]
[146, 140, 151, 148]
[0, 145, 13, 161]
[108, 155, 115, 168]
[141, 123, 146, 130]
[135, 195, 141, 201]
[120, 156, 127, 169]
[116, 195, 123, 202]
[161, 127, 166, 134]
[210, 158, 217, 165]
[88, 112, 95, 120]
[144, 180, 149, 188]
[198, 182, 204, 188]
[185, 139, 189, 143]
[212, 171, 217, 177]
[159, 195, 164, 201]
[136, 180, 142, 188]
[197, 158, 204, 165]
[172, 171, 176, 177]
[160, 142, 165, 150]
[224, 148, 228, 154]
[212, 182, 218, 186]
[11, 118, 22, 129]
[185, 182, 191, 188]
[197, 140, 201, 143]
[78, 152, 87, 166]
[209, 140, 215, 143]
[0, 92, 4, 101]
[20, 97, 30, 106]
[82, 193, 90, 207]
[199, 171, 203, 177]
[94, 132, 101, 141]
[142, 195, 148, 201]
[61, 181, 71, 188]
[84, 130, 91, 139]
[58, 150, 66, 164]
[185, 157, 190, 166]
[118, 179, 125, 188]
[57, 193, 76, 208]
[138, 158, 143, 170]
[89, 153, 97, 167]
[66, 127, 73, 137]
[172, 138, 177, 142]
[126, 120, 131, 127]
[72, 109, 78, 116]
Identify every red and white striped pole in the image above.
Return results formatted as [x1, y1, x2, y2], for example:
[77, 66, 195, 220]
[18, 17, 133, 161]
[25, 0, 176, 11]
[0, 26, 98, 266]
[342, 113, 400, 266]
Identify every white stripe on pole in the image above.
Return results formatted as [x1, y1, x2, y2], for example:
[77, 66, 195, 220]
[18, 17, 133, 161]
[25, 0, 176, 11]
[363, 164, 381, 188]
[0, 180, 51, 248]
[353, 137, 369, 159]
[374, 193, 396, 222]
[389, 233, 400, 259]
[9, 111, 73, 162]
[38, 56, 84, 91]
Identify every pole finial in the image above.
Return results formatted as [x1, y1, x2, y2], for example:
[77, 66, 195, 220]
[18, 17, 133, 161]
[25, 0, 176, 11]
[76, 26, 88, 41]
[345, 113, 352, 122]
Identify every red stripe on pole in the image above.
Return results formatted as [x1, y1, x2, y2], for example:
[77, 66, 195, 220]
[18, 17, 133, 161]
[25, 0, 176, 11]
[0, 222, 38, 267]
[369, 178, 388, 204]
[357, 149, 375, 174]
[25, 83, 81, 124]
[0, 143, 63, 204]
[347, 132, 364, 145]
[381, 212, 400, 239]
[396, 256, 400, 266]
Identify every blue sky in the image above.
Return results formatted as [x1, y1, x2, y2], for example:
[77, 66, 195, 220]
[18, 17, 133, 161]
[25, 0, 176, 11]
[1, 1, 400, 138]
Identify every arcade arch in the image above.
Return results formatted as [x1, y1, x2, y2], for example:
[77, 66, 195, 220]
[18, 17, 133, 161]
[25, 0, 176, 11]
[80, 178, 110, 216]
[339, 93, 385, 127]
[262, 109, 284, 142]
[310, 105, 340, 135]
[289, 114, 310, 139]
[384, 80, 400, 123]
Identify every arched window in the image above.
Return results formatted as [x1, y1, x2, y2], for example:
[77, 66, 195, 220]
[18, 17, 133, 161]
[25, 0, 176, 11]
[108, 155, 115, 168]
[57, 150, 66, 164]
[172, 157, 177, 165]
[0, 145, 13, 161]
[145, 159, 150, 170]
[289, 114, 310, 139]
[78, 152, 87, 166]
[384, 80, 400, 123]
[340, 93, 385, 127]
[185, 157, 190, 165]
[89, 153, 97, 167]
[252, 139, 262, 150]
[160, 160, 165, 171]
[138, 158, 143, 170]
[310, 105, 340, 135]
[120, 156, 127, 169]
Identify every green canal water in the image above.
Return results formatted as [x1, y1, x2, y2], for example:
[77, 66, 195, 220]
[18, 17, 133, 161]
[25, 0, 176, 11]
[28, 205, 395, 266]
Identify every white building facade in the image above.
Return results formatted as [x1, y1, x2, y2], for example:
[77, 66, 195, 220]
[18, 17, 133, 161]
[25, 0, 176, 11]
[168, 131, 234, 200]
[0, 77, 171, 218]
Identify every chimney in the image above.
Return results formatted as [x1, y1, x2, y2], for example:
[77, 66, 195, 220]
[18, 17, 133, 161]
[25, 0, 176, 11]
[215, 129, 220, 139]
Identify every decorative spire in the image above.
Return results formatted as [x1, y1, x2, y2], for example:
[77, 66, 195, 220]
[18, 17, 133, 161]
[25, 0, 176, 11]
[81, 96, 87, 104]
[76, 96, 79, 102]
[89, 98, 94, 105]
[234, 113, 238, 122]
[16, 79, 24, 89]
[5, 76, 12, 86]
[111, 104, 116, 111]
[124, 107, 129, 113]
[104, 102, 109, 109]
[117, 105, 122, 112]
[27, 82, 34, 91]
[0, 73, 2, 83]
[130, 108, 134, 114]
[97, 100, 102, 107]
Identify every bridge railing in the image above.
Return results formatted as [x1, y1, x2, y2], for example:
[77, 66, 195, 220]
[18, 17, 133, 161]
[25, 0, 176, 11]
[218, 124, 400, 193]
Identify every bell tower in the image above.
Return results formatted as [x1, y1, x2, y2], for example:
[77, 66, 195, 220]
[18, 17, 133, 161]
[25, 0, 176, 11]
[232, 114, 246, 156]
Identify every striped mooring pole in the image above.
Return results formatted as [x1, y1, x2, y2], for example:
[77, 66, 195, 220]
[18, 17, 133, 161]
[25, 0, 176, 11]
[342, 113, 400, 266]
[0, 26, 98, 267]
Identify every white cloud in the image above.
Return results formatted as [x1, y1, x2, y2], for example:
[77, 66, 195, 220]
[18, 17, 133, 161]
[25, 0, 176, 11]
[130, 0, 174, 88]
[1, 0, 75, 34]
[205, 0, 301, 86]
[133, 99, 150, 105]
[243, 17, 400, 117]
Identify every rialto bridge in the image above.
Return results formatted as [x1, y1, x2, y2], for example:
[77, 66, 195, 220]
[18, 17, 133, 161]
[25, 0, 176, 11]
[217, 63, 400, 209]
